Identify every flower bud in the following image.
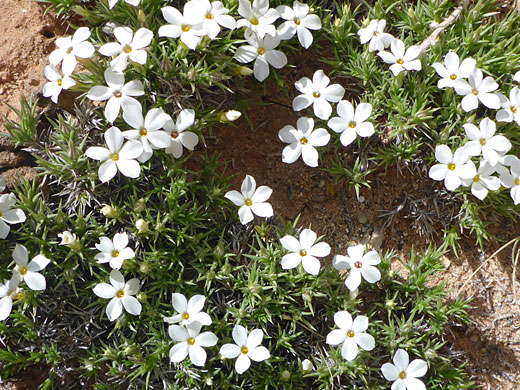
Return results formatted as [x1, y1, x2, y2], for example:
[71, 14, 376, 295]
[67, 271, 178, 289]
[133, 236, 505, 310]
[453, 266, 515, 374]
[101, 204, 118, 218]
[281, 370, 291, 381]
[236, 66, 253, 76]
[135, 219, 149, 233]
[217, 110, 242, 122]
[139, 263, 151, 274]
[58, 231, 80, 251]
[302, 359, 313, 372]
[135, 198, 146, 212]
[137, 9, 146, 25]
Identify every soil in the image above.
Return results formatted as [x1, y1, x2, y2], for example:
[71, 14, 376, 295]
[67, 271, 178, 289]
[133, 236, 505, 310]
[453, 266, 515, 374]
[1, 1, 519, 390]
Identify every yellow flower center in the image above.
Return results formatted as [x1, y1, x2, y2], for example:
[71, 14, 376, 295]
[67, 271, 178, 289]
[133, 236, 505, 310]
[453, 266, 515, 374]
[294, 18, 300, 25]
[250, 16, 259, 25]
[241, 346, 249, 354]
[397, 59, 404, 65]
[300, 137, 308, 145]
[20, 266, 28, 276]
[257, 47, 266, 55]
[515, 177, 520, 186]
[139, 127, 148, 137]
[67, 47, 73, 54]
[57, 79, 62, 86]
[299, 249, 307, 257]
[373, 31, 379, 36]
[182, 312, 190, 320]
[245, 198, 253, 206]
[206, 12, 214, 19]
[111, 250, 119, 257]
[354, 261, 363, 269]
[349, 121, 357, 128]
[182, 24, 191, 32]
[313, 91, 321, 98]
[447, 163, 456, 171]
[187, 337, 196, 345]
[473, 175, 480, 183]
[450, 74, 457, 80]
[347, 330, 355, 338]
[472, 88, 478, 95]
[123, 45, 132, 53]
[113, 90, 122, 98]
[116, 289, 125, 298]
[399, 371, 407, 379]
[110, 153, 119, 161]
[480, 138, 486, 146]
[511, 106, 517, 113]
[171, 131, 179, 139]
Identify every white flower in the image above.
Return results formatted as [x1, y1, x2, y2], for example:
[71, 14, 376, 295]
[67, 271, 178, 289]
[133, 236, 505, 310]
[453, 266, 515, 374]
[169, 322, 218, 366]
[432, 52, 476, 89]
[164, 293, 212, 326]
[378, 39, 422, 76]
[326, 311, 375, 361]
[462, 161, 500, 201]
[49, 27, 95, 75]
[0, 277, 21, 321]
[87, 68, 144, 123]
[163, 109, 199, 158]
[276, 1, 321, 49]
[428, 145, 476, 191]
[108, 0, 140, 9]
[135, 218, 149, 233]
[499, 157, 520, 205]
[292, 70, 345, 120]
[462, 118, 511, 166]
[278, 117, 330, 167]
[280, 228, 330, 275]
[93, 270, 142, 321]
[42, 65, 76, 104]
[327, 100, 374, 146]
[237, 0, 279, 39]
[0, 175, 5, 192]
[333, 244, 381, 291]
[0, 193, 26, 239]
[95, 233, 135, 270]
[12, 244, 51, 291]
[222, 110, 242, 122]
[58, 231, 80, 250]
[99, 27, 153, 72]
[224, 175, 273, 224]
[454, 68, 500, 112]
[85, 126, 143, 183]
[122, 107, 171, 163]
[514, 71, 520, 83]
[219, 325, 270, 374]
[381, 349, 428, 390]
[301, 359, 313, 372]
[159, 4, 205, 50]
[197, 0, 236, 39]
[234, 34, 287, 82]
[496, 87, 520, 126]
[357, 19, 393, 52]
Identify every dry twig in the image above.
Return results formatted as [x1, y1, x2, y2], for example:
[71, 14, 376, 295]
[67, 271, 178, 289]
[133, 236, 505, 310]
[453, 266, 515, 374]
[419, 4, 464, 54]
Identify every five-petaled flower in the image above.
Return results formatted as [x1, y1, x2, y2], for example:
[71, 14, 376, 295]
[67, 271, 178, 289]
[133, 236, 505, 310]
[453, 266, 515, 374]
[164, 293, 212, 326]
[428, 145, 476, 191]
[292, 70, 345, 120]
[159, 4, 205, 50]
[49, 27, 95, 75]
[357, 19, 393, 52]
[333, 244, 381, 292]
[280, 228, 331, 275]
[326, 310, 375, 361]
[12, 244, 51, 291]
[276, 1, 322, 49]
[381, 349, 428, 390]
[0, 193, 26, 239]
[95, 232, 135, 270]
[327, 100, 374, 147]
[198, 0, 237, 39]
[224, 175, 274, 224]
[219, 325, 270, 374]
[99, 27, 154, 72]
[43, 65, 76, 104]
[237, 0, 279, 39]
[454, 68, 500, 112]
[377, 39, 422, 76]
[278, 117, 330, 167]
[497, 87, 520, 126]
[168, 322, 218, 366]
[93, 270, 142, 321]
[462, 161, 500, 201]
[462, 118, 511, 167]
[163, 109, 199, 158]
[0, 277, 21, 321]
[432, 52, 476, 89]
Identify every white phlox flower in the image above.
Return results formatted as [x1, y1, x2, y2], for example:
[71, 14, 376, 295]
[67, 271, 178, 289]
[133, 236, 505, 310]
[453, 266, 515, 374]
[0, 277, 22, 321]
[0, 193, 26, 239]
[93, 270, 142, 321]
[276, 1, 321, 49]
[497, 87, 520, 126]
[237, 0, 279, 39]
[428, 145, 476, 191]
[381, 349, 428, 390]
[432, 51, 476, 89]
[58, 231, 80, 251]
[49, 27, 95, 75]
[377, 39, 421, 76]
[224, 175, 273, 224]
[164, 293, 212, 326]
[327, 100, 374, 146]
[326, 311, 375, 361]
[85, 126, 143, 183]
[108, 0, 141, 10]
[43, 65, 76, 104]
[514, 71, 520, 83]
[333, 244, 381, 292]
[280, 228, 331, 275]
[0, 175, 5, 192]
[219, 325, 270, 374]
[169, 321, 218, 366]
[234, 33, 287, 82]
[87, 68, 144, 123]
[163, 109, 199, 158]
[159, 4, 205, 50]
[499, 157, 520, 205]
[278, 117, 330, 167]
[197, 0, 236, 39]
[462, 161, 500, 201]
[454, 68, 500, 112]
[292, 70, 345, 120]
[122, 107, 171, 163]
[12, 244, 51, 291]
[95, 232, 135, 270]
[357, 19, 393, 52]
[99, 27, 154, 72]
[462, 118, 511, 166]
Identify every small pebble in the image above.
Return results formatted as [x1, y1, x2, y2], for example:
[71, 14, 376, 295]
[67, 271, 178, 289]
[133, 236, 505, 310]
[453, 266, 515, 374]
[357, 213, 368, 224]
